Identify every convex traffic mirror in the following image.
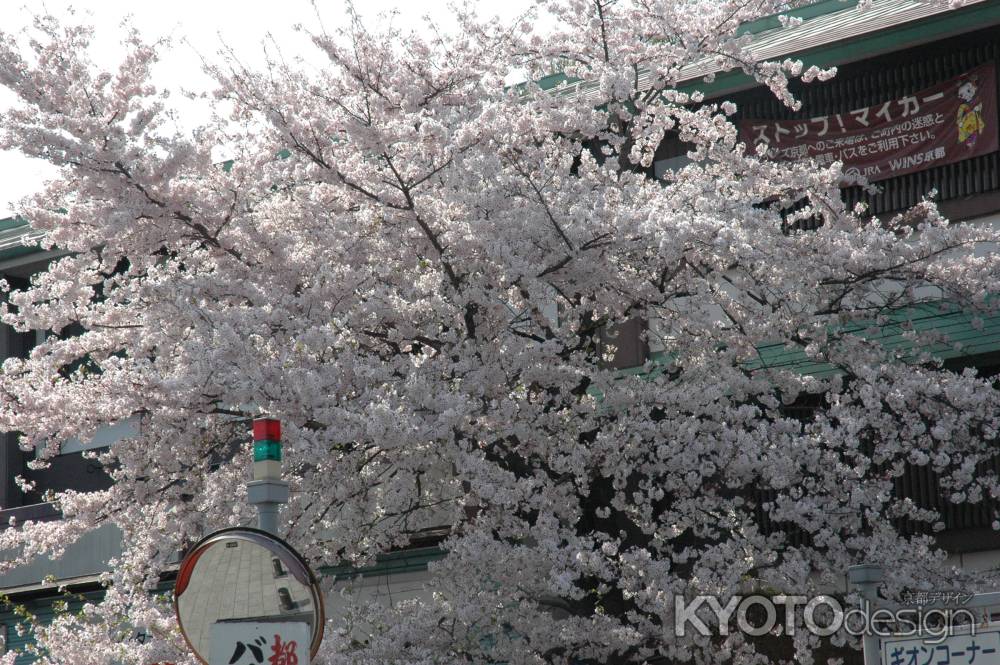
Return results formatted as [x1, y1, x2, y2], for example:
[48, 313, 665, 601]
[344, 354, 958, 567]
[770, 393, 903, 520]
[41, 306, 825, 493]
[174, 527, 325, 664]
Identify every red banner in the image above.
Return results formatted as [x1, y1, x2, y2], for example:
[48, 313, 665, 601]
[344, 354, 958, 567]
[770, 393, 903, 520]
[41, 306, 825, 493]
[739, 62, 999, 183]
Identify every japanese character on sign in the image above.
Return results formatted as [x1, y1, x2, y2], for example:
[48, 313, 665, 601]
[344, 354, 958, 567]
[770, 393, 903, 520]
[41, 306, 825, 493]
[226, 634, 300, 665]
[875, 101, 893, 123]
[781, 144, 808, 159]
[965, 638, 997, 664]
[270, 634, 299, 665]
[228, 635, 268, 665]
[898, 95, 921, 117]
[851, 106, 870, 127]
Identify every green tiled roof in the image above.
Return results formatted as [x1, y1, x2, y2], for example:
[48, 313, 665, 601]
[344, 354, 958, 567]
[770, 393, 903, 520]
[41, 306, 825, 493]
[686, 0, 1000, 98]
[0, 217, 43, 263]
[0, 217, 28, 233]
[736, 0, 859, 37]
[744, 300, 1000, 378]
[537, 0, 1000, 99]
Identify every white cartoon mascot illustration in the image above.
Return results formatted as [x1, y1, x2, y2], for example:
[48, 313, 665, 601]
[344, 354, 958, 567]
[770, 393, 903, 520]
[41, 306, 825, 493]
[957, 73, 985, 149]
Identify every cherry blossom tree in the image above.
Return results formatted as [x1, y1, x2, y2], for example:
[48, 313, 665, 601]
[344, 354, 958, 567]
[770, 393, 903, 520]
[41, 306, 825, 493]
[0, 1, 996, 664]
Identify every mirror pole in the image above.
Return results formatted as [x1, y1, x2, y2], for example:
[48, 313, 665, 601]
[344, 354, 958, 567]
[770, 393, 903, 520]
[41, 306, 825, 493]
[247, 418, 289, 536]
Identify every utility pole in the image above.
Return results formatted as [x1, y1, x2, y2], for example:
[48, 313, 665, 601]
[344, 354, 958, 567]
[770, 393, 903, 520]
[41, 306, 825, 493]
[247, 417, 289, 535]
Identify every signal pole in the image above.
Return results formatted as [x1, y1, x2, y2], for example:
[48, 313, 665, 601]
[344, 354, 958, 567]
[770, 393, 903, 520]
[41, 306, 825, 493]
[247, 417, 289, 535]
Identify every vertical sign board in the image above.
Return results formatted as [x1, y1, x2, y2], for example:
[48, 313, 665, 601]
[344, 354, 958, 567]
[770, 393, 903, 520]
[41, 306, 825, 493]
[209, 620, 310, 665]
[882, 625, 1000, 665]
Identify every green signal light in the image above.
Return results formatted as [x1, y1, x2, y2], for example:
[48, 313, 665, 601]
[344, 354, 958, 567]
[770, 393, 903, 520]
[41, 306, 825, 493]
[253, 440, 282, 462]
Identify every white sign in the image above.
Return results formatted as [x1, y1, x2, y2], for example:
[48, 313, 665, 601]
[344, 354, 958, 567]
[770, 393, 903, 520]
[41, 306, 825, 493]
[209, 620, 310, 665]
[883, 627, 1000, 665]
